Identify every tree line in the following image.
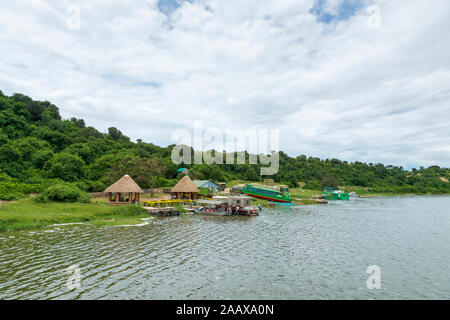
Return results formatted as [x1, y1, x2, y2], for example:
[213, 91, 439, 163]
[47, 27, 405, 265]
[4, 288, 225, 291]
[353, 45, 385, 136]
[0, 90, 449, 200]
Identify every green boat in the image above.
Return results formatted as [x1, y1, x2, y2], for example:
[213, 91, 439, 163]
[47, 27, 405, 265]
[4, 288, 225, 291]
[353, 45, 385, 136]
[241, 184, 293, 203]
[322, 187, 350, 201]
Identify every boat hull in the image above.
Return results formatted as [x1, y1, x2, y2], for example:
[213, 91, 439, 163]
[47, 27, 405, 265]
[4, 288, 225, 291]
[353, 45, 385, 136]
[273, 202, 296, 206]
[193, 208, 230, 216]
[242, 191, 293, 203]
[322, 193, 350, 201]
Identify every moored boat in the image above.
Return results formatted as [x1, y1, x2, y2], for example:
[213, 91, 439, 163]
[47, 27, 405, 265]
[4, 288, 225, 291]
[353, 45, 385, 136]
[194, 200, 231, 216]
[322, 187, 349, 201]
[240, 184, 293, 203]
[349, 192, 359, 198]
[194, 197, 259, 216]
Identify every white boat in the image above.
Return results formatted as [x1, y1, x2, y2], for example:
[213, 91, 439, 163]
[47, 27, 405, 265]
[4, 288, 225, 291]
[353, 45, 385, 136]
[193, 200, 232, 216]
[212, 195, 259, 216]
[193, 197, 259, 216]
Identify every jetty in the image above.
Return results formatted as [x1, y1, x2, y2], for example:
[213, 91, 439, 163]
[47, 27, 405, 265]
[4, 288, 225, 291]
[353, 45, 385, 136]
[143, 206, 180, 216]
[142, 199, 196, 216]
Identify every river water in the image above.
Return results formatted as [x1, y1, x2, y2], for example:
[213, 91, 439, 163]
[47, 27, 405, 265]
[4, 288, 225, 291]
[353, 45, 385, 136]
[0, 196, 449, 300]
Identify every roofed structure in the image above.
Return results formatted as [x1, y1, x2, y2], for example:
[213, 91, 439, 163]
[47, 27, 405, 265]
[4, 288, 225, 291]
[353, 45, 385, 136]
[104, 175, 143, 204]
[171, 175, 199, 200]
[193, 180, 220, 192]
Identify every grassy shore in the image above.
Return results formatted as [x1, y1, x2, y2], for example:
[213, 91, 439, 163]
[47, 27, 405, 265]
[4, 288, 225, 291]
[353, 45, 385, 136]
[2, 188, 446, 232]
[0, 198, 149, 232]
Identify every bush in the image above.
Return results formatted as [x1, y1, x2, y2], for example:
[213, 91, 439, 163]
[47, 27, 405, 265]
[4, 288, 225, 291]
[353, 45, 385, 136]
[303, 180, 322, 190]
[88, 180, 106, 192]
[0, 173, 13, 182]
[0, 192, 24, 201]
[36, 183, 90, 203]
[111, 205, 147, 217]
[0, 181, 42, 200]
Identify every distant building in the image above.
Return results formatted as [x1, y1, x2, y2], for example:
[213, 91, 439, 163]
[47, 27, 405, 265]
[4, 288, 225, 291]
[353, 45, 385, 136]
[176, 168, 188, 175]
[216, 182, 227, 191]
[193, 180, 220, 193]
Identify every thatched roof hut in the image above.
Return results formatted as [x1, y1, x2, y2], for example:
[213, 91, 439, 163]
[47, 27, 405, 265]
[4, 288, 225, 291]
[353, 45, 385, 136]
[171, 175, 199, 200]
[104, 175, 143, 204]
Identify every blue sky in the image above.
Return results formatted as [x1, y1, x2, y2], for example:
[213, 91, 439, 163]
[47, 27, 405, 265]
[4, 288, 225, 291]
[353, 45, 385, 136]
[310, 0, 366, 23]
[157, 0, 193, 16]
[0, 0, 449, 169]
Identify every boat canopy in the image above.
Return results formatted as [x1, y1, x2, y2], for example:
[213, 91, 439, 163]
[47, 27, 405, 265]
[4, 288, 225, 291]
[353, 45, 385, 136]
[197, 200, 224, 205]
[249, 184, 283, 192]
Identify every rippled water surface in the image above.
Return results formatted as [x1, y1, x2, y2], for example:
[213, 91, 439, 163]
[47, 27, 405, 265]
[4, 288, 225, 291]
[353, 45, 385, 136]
[1, 196, 449, 299]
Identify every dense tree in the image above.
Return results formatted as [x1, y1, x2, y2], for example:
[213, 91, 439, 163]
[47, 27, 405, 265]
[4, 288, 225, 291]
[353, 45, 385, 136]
[31, 149, 54, 169]
[321, 175, 339, 188]
[45, 153, 85, 182]
[0, 144, 23, 177]
[108, 127, 130, 142]
[64, 143, 95, 164]
[107, 157, 166, 194]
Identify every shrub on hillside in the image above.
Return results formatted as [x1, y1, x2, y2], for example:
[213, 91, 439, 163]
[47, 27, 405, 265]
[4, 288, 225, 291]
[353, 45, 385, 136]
[0, 181, 43, 201]
[0, 192, 24, 201]
[36, 183, 90, 203]
[303, 180, 322, 190]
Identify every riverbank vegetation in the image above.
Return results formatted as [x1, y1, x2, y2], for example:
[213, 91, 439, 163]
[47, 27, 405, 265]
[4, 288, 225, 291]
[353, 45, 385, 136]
[0, 198, 149, 232]
[0, 91, 449, 203]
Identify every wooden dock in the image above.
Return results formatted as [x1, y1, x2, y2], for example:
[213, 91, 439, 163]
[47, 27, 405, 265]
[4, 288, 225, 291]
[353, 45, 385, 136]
[143, 199, 196, 207]
[143, 206, 180, 216]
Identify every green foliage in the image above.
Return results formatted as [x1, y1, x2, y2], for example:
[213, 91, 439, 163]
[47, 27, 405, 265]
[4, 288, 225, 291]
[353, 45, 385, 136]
[108, 127, 129, 142]
[176, 205, 189, 213]
[111, 204, 148, 216]
[0, 144, 23, 177]
[0, 91, 448, 197]
[107, 157, 165, 189]
[36, 183, 90, 203]
[45, 152, 85, 181]
[31, 149, 54, 169]
[321, 174, 339, 188]
[12, 137, 50, 162]
[304, 181, 322, 190]
[0, 181, 42, 200]
[0, 131, 8, 145]
[198, 187, 210, 196]
[64, 143, 94, 164]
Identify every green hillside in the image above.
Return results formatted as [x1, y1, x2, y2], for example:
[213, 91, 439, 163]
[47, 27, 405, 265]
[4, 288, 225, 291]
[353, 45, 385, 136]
[0, 90, 449, 200]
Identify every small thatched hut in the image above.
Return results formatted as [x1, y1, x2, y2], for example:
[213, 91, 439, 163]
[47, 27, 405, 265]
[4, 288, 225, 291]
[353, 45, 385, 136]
[104, 175, 143, 205]
[171, 175, 199, 200]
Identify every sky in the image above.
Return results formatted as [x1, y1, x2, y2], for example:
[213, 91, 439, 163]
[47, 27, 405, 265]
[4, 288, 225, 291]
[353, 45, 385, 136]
[0, 0, 449, 169]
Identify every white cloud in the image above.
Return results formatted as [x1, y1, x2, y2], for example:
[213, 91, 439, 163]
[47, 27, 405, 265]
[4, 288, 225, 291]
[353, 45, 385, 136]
[0, 0, 449, 168]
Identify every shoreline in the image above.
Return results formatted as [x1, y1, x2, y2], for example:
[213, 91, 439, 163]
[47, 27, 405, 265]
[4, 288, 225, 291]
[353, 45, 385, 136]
[0, 198, 150, 233]
[1, 193, 449, 233]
